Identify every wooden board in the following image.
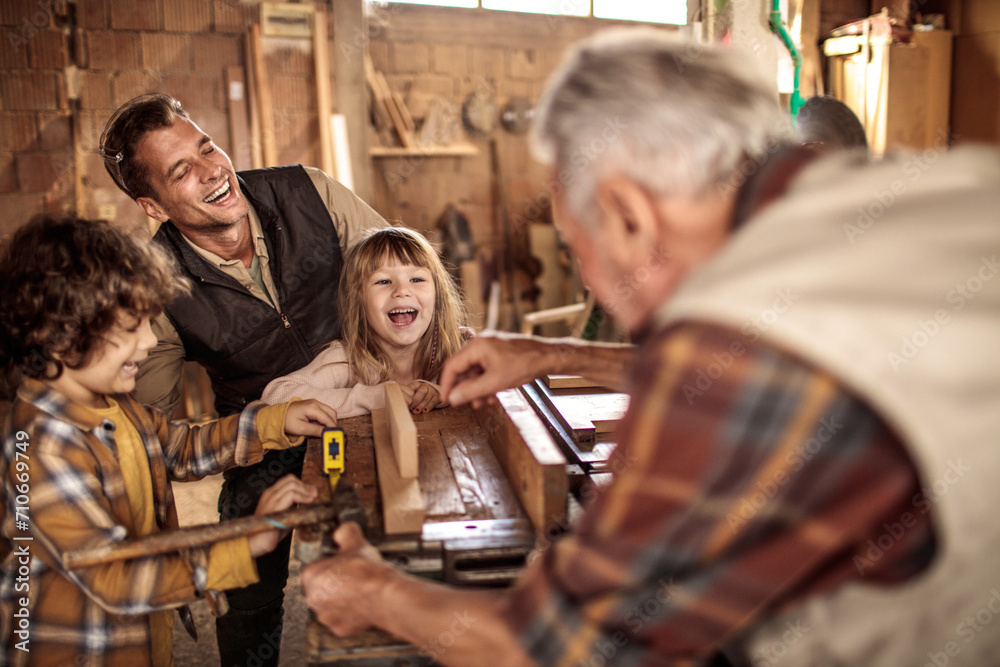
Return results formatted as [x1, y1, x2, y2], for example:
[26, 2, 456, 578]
[224, 67, 252, 172]
[544, 374, 608, 390]
[372, 407, 425, 535]
[474, 389, 567, 533]
[250, 23, 278, 166]
[384, 382, 418, 478]
[440, 427, 524, 521]
[532, 378, 628, 448]
[313, 7, 335, 178]
[520, 381, 618, 469]
[242, 33, 263, 169]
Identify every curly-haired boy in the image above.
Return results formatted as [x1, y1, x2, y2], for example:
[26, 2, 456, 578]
[0, 216, 338, 666]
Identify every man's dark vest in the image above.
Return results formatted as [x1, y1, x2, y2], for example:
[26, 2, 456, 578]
[152, 165, 343, 416]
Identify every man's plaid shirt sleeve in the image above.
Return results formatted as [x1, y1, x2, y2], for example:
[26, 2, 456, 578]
[500, 323, 932, 666]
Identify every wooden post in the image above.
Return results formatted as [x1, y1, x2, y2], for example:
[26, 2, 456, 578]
[250, 23, 278, 167]
[313, 7, 336, 177]
[225, 67, 253, 172]
[332, 0, 374, 202]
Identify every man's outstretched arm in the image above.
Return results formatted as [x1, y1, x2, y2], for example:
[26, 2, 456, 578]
[439, 334, 635, 407]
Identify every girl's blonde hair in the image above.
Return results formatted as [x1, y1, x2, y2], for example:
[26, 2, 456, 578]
[338, 227, 466, 383]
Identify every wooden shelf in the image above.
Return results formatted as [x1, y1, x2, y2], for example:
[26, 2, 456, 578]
[370, 144, 479, 158]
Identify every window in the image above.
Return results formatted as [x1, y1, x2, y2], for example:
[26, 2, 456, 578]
[387, 0, 687, 25]
[481, 0, 588, 17]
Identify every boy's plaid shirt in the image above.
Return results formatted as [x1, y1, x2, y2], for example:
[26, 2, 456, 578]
[0, 379, 284, 666]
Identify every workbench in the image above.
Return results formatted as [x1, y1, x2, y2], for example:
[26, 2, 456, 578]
[296, 388, 572, 666]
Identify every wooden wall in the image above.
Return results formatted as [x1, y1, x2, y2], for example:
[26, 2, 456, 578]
[950, 0, 1000, 144]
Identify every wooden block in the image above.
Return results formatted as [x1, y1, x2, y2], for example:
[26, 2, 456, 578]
[384, 382, 418, 479]
[372, 407, 425, 534]
[474, 389, 567, 533]
[544, 375, 607, 390]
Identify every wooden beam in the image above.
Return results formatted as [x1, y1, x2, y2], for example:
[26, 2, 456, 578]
[474, 389, 567, 533]
[225, 67, 252, 172]
[313, 7, 335, 177]
[250, 23, 277, 167]
[372, 407, 425, 534]
[242, 33, 263, 169]
[332, 0, 374, 203]
[384, 382, 418, 478]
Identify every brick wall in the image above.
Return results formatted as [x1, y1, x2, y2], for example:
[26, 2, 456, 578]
[0, 0, 672, 254]
[365, 5, 673, 254]
[0, 0, 326, 240]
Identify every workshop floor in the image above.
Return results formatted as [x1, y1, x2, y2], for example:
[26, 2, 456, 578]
[171, 475, 310, 667]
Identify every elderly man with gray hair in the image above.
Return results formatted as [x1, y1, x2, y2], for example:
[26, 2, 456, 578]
[302, 28, 1000, 666]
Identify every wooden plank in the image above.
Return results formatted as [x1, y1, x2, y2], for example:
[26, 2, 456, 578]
[372, 407, 425, 534]
[330, 114, 354, 190]
[384, 382, 418, 478]
[440, 427, 524, 522]
[225, 67, 252, 172]
[473, 389, 566, 533]
[369, 144, 478, 157]
[365, 57, 414, 149]
[250, 23, 278, 166]
[313, 7, 335, 177]
[392, 88, 416, 133]
[544, 374, 607, 390]
[332, 0, 374, 203]
[533, 378, 628, 448]
[911, 30, 952, 147]
[419, 430, 466, 519]
[242, 34, 263, 170]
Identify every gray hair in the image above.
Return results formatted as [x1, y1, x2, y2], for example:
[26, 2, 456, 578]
[531, 28, 792, 225]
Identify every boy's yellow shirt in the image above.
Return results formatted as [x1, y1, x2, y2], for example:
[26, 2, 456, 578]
[87, 398, 298, 666]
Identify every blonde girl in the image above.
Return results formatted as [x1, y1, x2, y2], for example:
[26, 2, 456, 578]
[262, 227, 467, 415]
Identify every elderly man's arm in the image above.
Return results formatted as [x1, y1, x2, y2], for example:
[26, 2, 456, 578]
[302, 523, 534, 667]
[134, 312, 186, 416]
[308, 323, 931, 665]
[439, 333, 635, 408]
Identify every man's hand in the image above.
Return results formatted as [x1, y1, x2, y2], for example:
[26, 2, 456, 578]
[283, 399, 338, 437]
[302, 522, 393, 636]
[439, 334, 557, 407]
[247, 475, 318, 557]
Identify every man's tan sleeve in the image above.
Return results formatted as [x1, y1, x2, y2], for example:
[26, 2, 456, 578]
[305, 166, 389, 250]
[134, 312, 185, 415]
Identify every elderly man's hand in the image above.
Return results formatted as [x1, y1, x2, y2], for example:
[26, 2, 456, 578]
[301, 522, 393, 636]
[439, 333, 557, 408]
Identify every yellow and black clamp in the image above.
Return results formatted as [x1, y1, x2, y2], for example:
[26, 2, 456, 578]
[322, 427, 346, 492]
